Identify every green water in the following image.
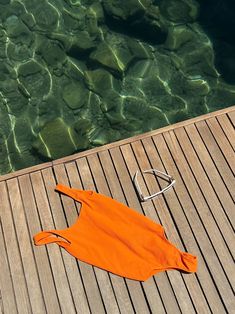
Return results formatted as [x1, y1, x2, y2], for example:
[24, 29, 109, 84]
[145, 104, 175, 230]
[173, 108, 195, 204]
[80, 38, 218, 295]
[0, 0, 234, 175]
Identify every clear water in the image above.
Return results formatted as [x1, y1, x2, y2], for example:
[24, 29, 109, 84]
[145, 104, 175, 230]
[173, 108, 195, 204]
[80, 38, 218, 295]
[0, 0, 234, 175]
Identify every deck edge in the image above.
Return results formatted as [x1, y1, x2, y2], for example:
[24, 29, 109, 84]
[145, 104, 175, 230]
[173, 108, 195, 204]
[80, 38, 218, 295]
[0, 105, 234, 181]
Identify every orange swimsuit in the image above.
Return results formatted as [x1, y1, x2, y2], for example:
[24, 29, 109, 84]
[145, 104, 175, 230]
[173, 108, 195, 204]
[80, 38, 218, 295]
[33, 184, 197, 281]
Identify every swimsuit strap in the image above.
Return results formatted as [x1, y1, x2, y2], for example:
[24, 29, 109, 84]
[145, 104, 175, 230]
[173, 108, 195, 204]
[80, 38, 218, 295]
[55, 184, 78, 200]
[33, 230, 70, 248]
[55, 183, 93, 202]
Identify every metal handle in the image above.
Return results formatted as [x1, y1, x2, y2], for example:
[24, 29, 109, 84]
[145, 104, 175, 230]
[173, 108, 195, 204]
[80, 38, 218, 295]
[133, 169, 175, 202]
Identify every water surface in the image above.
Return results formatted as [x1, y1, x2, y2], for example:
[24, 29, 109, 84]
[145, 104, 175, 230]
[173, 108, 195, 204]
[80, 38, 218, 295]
[0, 0, 234, 174]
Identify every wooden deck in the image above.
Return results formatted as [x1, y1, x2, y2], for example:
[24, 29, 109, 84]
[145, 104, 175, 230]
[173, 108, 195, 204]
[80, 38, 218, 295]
[0, 106, 234, 314]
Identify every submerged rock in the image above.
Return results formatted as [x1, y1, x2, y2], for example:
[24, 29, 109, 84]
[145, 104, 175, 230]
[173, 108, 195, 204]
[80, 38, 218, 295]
[207, 81, 235, 111]
[18, 60, 50, 98]
[89, 42, 132, 76]
[73, 118, 91, 150]
[84, 69, 121, 97]
[1, 0, 235, 176]
[165, 25, 195, 51]
[89, 126, 121, 146]
[159, 0, 199, 23]
[4, 15, 32, 45]
[62, 81, 88, 109]
[32, 2, 58, 31]
[38, 40, 67, 66]
[33, 117, 78, 160]
[102, 0, 151, 21]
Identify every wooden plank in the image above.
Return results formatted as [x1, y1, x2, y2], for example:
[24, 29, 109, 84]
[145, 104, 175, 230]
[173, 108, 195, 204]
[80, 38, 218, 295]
[217, 114, 235, 150]
[184, 123, 235, 230]
[142, 136, 225, 314]
[0, 181, 32, 313]
[51, 107, 235, 167]
[98, 150, 166, 314]
[7, 178, 46, 314]
[30, 171, 76, 313]
[18, 174, 61, 313]
[0, 289, 2, 314]
[53, 163, 105, 314]
[121, 142, 205, 314]
[41, 167, 91, 314]
[87, 153, 165, 314]
[227, 109, 235, 126]
[0, 218, 17, 314]
[160, 131, 234, 312]
[206, 117, 235, 173]
[196, 120, 235, 201]
[109, 147, 179, 314]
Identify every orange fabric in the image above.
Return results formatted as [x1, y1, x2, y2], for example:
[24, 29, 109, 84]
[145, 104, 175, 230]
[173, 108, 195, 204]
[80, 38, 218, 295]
[33, 184, 197, 281]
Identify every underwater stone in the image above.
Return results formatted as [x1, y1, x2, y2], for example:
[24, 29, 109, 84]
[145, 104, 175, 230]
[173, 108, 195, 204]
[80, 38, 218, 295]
[47, 31, 94, 63]
[100, 90, 123, 112]
[67, 31, 97, 56]
[88, 2, 104, 23]
[102, 0, 151, 21]
[186, 78, 210, 96]
[63, 81, 88, 109]
[207, 81, 235, 111]
[104, 110, 126, 126]
[127, 39, 153, 60]
[18, 60, 50, 97]
[64, 57, 86, 81]
[38, 96, 61, 126]
[73, 118, 92, 135]
[123, 96, 168, 131]
[4, 15, 32, 45]
[85, 5, 102, 36]
[73, 118, 92, 150]
[143, 106, 168, 131]
[89, 42, 132, 76]
[18, 60, 41, 77]
[142, 74, 167, 99]
[124, 96, 148, 117]
[127, 59, 154, 78]
[165, 25, 195, 51]
[84, 69, 121, 97]
[6, 116, 37, 168]
[38, 40, 67, 66]
[101, 91, 126, 125]
[167, 109, 191, 124]
[179, 44, 219, 78]
[0, 78, 18, 94]
[33, 117, 78, 160]
[89, 126, 121, 146]
[159, 0, 199, 23]
[7, 42, 33, 62]
[33, 3, 58, 31]
[5, 91, 28, 115]
[21, 12, 36, 30]
[102, 0, 166, 44]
